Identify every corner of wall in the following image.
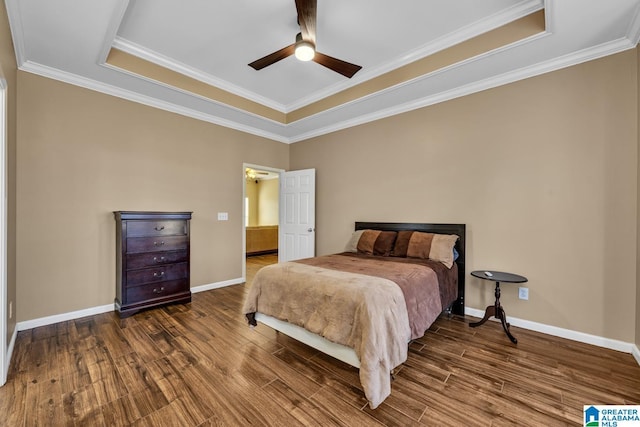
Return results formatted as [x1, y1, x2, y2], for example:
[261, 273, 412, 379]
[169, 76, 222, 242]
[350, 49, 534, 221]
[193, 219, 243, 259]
[636, 45, 640, 350]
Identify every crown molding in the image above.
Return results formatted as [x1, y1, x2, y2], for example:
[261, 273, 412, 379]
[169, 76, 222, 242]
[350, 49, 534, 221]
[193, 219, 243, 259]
[625, 0, 640, 45]
[4, 0, 27, 67]
[112, 37, 288, 113]
[286, 26, 550, 129]
[97, 0, 130, 64]
[107, 0, 544, 114]
[19, 60, 291, 143]
[100, 60, 286, 128]
[287, 37, 634, 143]
[14, 31, 635, 145]
[285, 0, 545, 112]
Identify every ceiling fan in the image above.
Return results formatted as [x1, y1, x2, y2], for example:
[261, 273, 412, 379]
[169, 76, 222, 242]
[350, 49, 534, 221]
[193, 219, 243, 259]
[248, 0, 362, 78]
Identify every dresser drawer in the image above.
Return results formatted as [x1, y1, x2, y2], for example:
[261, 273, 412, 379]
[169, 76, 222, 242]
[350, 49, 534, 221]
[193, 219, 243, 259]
[126, 235, 188, 254]
[126, 262, 189, 286]
[126, 220, 187, 237]
[126, 250, 188, 270]
[125, 279, 189, 304]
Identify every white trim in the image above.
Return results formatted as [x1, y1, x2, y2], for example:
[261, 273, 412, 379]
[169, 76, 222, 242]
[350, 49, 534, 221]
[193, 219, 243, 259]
[285, 0, 544, 112]
[632, 344, 640, 366]
[10, 297, 640, 370]
[13, 34, 639, 146]
[4, 327, 16, 381]
[0, 79, 6, 386]
[14, 278, 244, 332]
[112, 38, 287, 113]
[18, 61, 291, 144]
[285, 30, 551, 129]
[543, 0, 557, 35]
[465, 307, 637, 357]
[96, 0, 130, 64]
[99, 60, 288, 133]
[16, 304, 114, 332]
[287, 37, 635, 143]
[625, 0, 640, 45]
[4, 0, 27, 67]
[109, 1, 543, 115]
[191, 278, 244, 294]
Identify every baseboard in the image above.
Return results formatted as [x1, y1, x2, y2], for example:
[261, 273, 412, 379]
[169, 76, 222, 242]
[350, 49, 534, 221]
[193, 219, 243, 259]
[465, 307, 637, 358]
[191, 277, 244, 293]
[1, 326, 17, 386]
[246, 250, 278, 257]
[17, 303, 114, 331]
[16, 278, 246, 332]
[632, 344, 640, 366]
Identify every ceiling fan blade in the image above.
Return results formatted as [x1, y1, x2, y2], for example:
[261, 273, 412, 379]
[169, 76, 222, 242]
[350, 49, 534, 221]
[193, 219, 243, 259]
[313, 52, 362, 78]
[248, 44, 295, 70]
[295, 0, 317, 44]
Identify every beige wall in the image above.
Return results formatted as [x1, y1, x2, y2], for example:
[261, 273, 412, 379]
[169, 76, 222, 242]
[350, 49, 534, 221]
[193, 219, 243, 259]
[291, 50, 638, 342]
[245, 178, 259, 226]
[16, 72, 289, 321]
[258, 178, 279, 225]
[245, 178, 279, 227]
[0, 1, 17, 349]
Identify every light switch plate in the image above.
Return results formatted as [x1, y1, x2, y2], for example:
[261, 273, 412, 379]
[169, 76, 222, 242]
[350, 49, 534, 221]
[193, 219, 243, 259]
[217, 212, 228, 221]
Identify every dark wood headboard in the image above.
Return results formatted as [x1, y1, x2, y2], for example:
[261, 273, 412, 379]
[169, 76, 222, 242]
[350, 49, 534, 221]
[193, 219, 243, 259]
[355, 222, 466, 316]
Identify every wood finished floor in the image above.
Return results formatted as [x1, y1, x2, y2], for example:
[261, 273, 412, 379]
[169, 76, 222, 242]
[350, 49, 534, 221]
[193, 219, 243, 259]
[2, 254, 640, 426]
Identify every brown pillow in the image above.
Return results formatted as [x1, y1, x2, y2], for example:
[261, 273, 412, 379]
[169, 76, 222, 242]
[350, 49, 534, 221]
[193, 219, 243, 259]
[356, 230, 398, 256]
[428, 234, 459, 268]
[394, 230, 459, 268]
[406, 232, 434, 259]
[392, 231, 414, 257]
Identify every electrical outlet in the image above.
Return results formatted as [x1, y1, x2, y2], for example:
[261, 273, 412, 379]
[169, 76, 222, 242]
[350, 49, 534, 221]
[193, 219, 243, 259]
[518, 287, 529, 300]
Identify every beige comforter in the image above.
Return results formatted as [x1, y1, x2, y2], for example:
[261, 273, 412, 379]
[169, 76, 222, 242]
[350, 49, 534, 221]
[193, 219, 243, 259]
[242, 254, 443, 409]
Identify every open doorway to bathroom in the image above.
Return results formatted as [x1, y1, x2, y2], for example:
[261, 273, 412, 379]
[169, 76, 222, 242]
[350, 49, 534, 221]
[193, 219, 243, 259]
[242, 164, 282, 280]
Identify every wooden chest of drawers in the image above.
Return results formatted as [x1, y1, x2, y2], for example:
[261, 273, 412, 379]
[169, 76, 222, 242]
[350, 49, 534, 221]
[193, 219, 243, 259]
[114, 211, 192, 317]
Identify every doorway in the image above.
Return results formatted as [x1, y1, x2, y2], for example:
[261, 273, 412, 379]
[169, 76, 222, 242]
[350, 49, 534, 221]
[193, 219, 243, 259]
[242, 163, 283, 281]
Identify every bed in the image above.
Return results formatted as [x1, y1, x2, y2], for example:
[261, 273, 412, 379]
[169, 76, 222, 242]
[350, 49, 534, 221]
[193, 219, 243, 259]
[243, 222, 466, 409]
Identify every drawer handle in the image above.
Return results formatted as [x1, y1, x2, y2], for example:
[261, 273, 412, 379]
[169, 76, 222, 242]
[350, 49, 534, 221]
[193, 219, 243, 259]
[153, 241, 165, 246]
[153, 271, 165, 278]
[154, 226, 165, 231]
[153, 286, 165, 294]
[153, 256, 166, 263]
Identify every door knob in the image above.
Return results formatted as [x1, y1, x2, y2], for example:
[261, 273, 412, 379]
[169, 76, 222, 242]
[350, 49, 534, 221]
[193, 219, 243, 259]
[307, 228, 314, 232]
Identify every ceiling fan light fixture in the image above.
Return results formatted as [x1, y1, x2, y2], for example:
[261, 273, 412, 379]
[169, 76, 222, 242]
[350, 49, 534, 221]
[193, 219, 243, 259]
[295, 42, 315, 61]
[294, 33, 315, 61]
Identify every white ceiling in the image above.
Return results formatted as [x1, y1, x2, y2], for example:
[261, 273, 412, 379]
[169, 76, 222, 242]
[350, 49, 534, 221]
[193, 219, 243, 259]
[6, 0, 640, 143]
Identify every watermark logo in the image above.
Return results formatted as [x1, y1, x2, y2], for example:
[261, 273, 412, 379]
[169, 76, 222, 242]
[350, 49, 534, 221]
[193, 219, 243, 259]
[585, 406, 599, 426]
[584, 406, 640, 427]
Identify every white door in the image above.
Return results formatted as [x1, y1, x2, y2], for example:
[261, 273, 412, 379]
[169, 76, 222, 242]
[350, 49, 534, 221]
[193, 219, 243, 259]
[279, 169, 315, 261]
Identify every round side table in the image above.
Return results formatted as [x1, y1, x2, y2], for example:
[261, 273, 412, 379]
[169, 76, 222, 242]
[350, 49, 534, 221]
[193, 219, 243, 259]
[469, 270, 527, 344]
